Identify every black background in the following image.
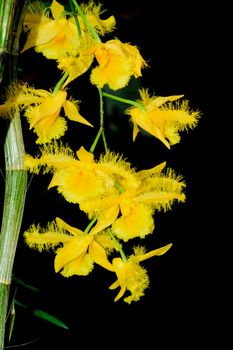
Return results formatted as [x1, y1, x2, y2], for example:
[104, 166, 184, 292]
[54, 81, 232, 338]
[0, 0, 219, 348]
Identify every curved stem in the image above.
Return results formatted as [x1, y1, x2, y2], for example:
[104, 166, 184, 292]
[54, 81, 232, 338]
[84, 217, 97, 234]
[103, 91, 145, 111]
[107, 229, 127, 263]
[69, 0, 81, 36]
[71, 0, 101, 43]
[52, 71, 69, 95]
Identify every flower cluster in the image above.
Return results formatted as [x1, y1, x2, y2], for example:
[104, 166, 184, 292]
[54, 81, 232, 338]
[0, 0, 200, 303]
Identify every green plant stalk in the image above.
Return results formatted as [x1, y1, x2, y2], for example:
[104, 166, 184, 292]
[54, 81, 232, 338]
[0, 0, 28, 348]
[0, 114, 27, 349]
[102, 91, 145, 111]
[71, 0, 101, 43]
[89, 88, 108, 153]
[0, 0, 14, 82]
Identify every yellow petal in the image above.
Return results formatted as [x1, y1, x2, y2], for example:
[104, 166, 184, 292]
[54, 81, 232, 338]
[61, 252, 94, 277]
[112, 258, 126, 287]
[51, 0, 64, 20]
[21, 21, 61, 53]
[63, 100, 93, 126]
[113, 203, 154, 241]
[114, 286, 126, 302]
[57, 53, 94, 87]
[55, 217, 83, 237]
[33, 114, 67, 144]
[109, 280, 119, 290]
[54, 235, 93, 272]
[153, 95, 184, 107]
[89, 240, 113, 271]
[111, 258, 127, 301]
[136, 162, 166, 180]
[76, 146, 94, 163]
[137, 243, 173, 262]
[132, 123, 139, 141]
[29, 90, 66, 128]
[90, 205, 119, 235]
[134, 191, 186, 207]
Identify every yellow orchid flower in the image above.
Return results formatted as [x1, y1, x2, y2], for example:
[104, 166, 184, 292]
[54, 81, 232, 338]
[81, 162, 186, 241]
[24, 217, 115, 277]
[24, 143, 138, 204]
[79, 1, 116, 36]
[0, 83, 92, 144]
[109, 243, 172, 303]
[21, 0, 80, 59]
[25, 143, 186, 241]
[125, 88, 201, 148]
[21, 0, 116, 61]
[90, 39, 147, 90]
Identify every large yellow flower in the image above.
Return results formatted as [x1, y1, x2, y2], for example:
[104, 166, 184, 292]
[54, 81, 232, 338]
[81, 162, 186, 241]
[24, 144, 138, 204]
[25, 145, 186, 241]
[0, 83, 92, 144]
[109, 244, 172, 303]
[24, 217, 115, 277]
[126, 88, 201, 148]
[90, 39, 147, 90]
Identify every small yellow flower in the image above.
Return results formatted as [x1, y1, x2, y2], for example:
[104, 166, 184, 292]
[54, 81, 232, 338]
[22, 0, 80, 59]
[126, 88, 200, 148]
[21, 0, 116, 61]
[90, 39, 147, 90]
[0, 83, 92, 144]
[24, 217, 114, 277]
[79, 1, 116, 36]
[109, 243, 172, 303]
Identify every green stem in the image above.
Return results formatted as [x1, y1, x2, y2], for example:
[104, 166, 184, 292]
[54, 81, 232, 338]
[0, 1, 28, 348]
[71, 0, 101, 43]
[107, 229, 127, 263]
[69, 0, 81, 36]
[0, 115, 27, 349]
[103, 91, 145, 111]
[0, 0, 15, 83]
[84, 217, 97, 234]
[89, 88, 108, 153]
[52, 71, 69, 95]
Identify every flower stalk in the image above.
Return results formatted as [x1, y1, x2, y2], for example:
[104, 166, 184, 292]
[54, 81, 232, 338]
[89, 88, 108, 153]
[102, 91, 145, 111]
[71, 0, 101, 43]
